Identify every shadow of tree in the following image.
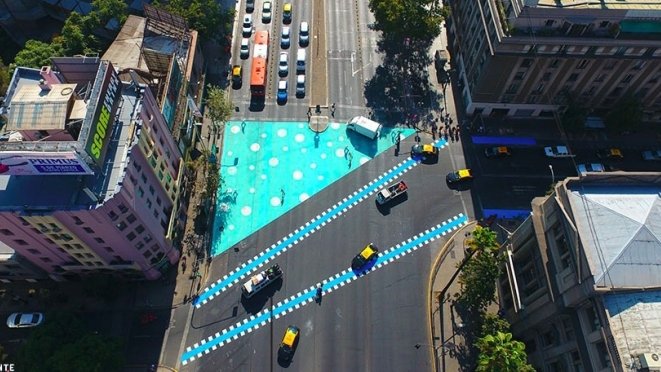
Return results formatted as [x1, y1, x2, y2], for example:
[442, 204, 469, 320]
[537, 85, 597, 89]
[449, 298, 482, 371]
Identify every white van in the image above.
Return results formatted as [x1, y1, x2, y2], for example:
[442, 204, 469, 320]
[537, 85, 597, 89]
[296, 48, 306, 74]
[347, 116, 382, 139]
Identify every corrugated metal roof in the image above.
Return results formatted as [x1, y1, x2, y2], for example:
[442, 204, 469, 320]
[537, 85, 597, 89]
[567, 186, 661, 289]
[7, 83, 77, 131]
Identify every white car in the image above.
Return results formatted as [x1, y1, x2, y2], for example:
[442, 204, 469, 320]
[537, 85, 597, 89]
[6, 312, 44, 328]
[281, 26, 291, 49]
[262, 0, 272, 23]
[242, 15, 253, 37]
[278, 52, 288, 76]
[296, 75, 305, 97]
[299, 21, 309, 46]
[240, 38, 250, 59]
[577, 163, 605, 174]
[544, 146, 573, 158]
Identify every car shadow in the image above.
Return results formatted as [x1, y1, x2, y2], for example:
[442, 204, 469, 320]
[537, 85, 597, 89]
[412, 153, 439, 165]
[375, 193, 409, 215]
[446, 180, 473, 192]
[240, 278, 284, 315]
[351, 259, 378, 276]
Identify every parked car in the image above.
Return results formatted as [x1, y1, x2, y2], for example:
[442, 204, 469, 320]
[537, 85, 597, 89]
[596, 148, 623, 160]
[242, 15, 253, 37]
[283, 2, 292, 23]
[261, 0, 271, 23]
[446, 169, 473, 184]
[577, 163, 605, 174]
[642, 150, 661, 161]
[246, 0, 254, 12]
[277, 80, 288, 104]
[281, 26, 291, 49]
[6, 312, 44, 328]
[484, 146, 511, 158]
[278, 52, 288, 76]
[295, 75, 305, 98]
[231, 65, 242, 87]
[299, 21, 309, 46]
[278, 325, 300, 362]
[351, 243, 379, 270]
[544, 145, 573, 158]
[240, 38, 250, 59]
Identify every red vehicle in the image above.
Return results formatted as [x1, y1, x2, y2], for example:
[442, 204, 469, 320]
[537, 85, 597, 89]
[250, 30, 269, 96]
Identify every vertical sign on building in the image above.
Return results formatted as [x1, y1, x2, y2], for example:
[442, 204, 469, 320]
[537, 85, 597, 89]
[85, 62, 121, 166]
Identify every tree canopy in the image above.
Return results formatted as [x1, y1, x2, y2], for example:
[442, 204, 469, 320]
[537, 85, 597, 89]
[153, 0, 234, 41]
[368, 0, 443, 42]
[16, 312, 124, 372]
[13, 40, 63, 69]
[605, 94, 642, 133]
[205, 84, 234, 127]
[476, 331, 535, 372]
[560, 92, 588, 133]
[456, 227, 503, 313]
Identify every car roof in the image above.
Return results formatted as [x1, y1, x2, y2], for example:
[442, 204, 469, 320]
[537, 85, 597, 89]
[297, 75, 305, 83]
[301, 21, 309, 30]
[457, 169, 472, 178]
[278, 80, 287, 89]
[244, 14, 251, 21]
[280, 52, 288, 60]
[359, 244, 376, 259]
[283, 3, 291, 11]
[264, 0, 270, 6]
[232, 65, 241, 74]
[241, 38, 249, 45]
[283, 326, 298, 346]
[282, 26, 290, 35]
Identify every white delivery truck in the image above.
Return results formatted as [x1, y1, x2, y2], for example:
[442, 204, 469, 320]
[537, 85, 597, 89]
[347, 116, 382, 140]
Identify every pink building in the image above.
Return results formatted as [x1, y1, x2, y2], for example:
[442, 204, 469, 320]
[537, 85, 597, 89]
[0, 57, 184, 281]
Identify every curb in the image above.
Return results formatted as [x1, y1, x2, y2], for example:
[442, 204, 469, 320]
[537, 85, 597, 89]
[426, 220, 477, 372]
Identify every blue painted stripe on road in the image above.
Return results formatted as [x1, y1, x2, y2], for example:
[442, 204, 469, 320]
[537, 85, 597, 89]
[481, 208, 531, 219]
[181, 213, 467, 365]
[193, 140, 448, 308]
[471, 136, 536, 146]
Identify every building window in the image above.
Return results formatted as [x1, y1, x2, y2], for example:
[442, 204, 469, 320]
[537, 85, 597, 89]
[599, 21, 609, 28]
[129, 175, 137, 185]
[153, 210, 159, 218]
[541, 326, 558, 348]
[136, 225, 145, 234]
[136, 241, 145, 250]
[143, 250, 153, 258]
[144, 234, 152, 243]
[622, 74, 633, 83]
[568, 73, 579, 82]
[27, 248, 39, 254]
[104, 246, 114, 253]
[108, 211, 118, 221]
[545, 19, 554, 27]
[147, 199, 153, 208]
[14, 239, 29, 246]
[156, 197, 162, 206]
[595, 341, 611, 369]
[586, 306, 601, 331]
[117, 221, 127, 231]
[542, 72, 551, 81]
[141, 174, 147, 184]
[95, 237, 105, 244]
[513, 71, 525, 80]
[138, 187, 145, 198]
[44, 238, 55, 244]
[73, 216, 84, 225]
[0, 229, 14, 236]
[118, 204, 128, 213]
[633, 61, 646, 70]
[61, 234, 73, 242]
[74, 253, 84, 258]
[84, 253, 94, 258]
[521, 59, 533, 68]
[506, 83, 519, 94]
[83, 227, 95, 234]
[151, 244, 159, 252]
[534, 83, 544, 94]
[550, 59, 560, 68]
[127, 214, 136, 224]
[18, 217, 30, 226]
[149, 185, 155, 195]
[74, 243, 83, 249]
[127, 232, 137, 241]
[604, 60, 616, 70]
[39, 257, 51, 263]
[577, 59, 588, 69]
[594, 74, 606, 83]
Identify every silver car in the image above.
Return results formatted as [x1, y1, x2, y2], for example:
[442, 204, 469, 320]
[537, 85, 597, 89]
[6, 312, 44, 328]
[296, 75, 305, 98]
[278, 52, 288, 77]
[299, 21, 309, 46]
[242, 14, 253, 37]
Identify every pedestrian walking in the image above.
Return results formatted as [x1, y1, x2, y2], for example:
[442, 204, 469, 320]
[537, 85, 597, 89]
[280, 188, 285, 204]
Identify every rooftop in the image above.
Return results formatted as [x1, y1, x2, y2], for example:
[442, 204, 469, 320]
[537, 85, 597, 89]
[532, 0, 661, 11]
[565, 174, 661, 289]
[7, 83, 77, 131]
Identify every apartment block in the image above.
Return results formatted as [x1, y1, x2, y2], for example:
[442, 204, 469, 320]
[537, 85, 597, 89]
[499, 173, 661, 371]
[446, 0, 661, 120]
[0, 57, 184, 281]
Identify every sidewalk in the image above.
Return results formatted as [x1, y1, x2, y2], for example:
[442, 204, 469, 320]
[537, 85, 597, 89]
[428, 221, 477, 372]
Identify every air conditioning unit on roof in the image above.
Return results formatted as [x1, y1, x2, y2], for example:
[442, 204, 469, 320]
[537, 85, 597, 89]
[640, 353, 661, 371]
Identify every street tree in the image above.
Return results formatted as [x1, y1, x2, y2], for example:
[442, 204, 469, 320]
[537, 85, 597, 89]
[456, 226, 502, 313]
[205, 84, 233, 128]
[560, 92, 588, 133]
[59, 12, 91, 56]
[476, 331, 535, 372]
[368, 0, 443, 42]
[480, 312, 511, 336]
[16, 311, 124, 371]
[605, 94, 642, 133]
[0, 57, 11, 97]
[13, 40, 63, 70]
[89, 0, 128, 27]
[153, 0, 233, 41]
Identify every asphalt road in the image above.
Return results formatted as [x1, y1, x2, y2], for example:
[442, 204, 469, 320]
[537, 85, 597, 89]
[181, 132, 471, 371]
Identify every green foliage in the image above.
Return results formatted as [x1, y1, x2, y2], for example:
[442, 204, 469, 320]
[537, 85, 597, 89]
[604, 94, 642, 133]
[16, 312, 124, 372]
[0, 57, 11, 96]
[13, 40, 63, 69]
[457, 227, 503, 312]
[153, 0, 234, 41]
[90, 0, 128, 26]
[368, 0, 443, 41]
[205, 84, 233, 126]
[480, 312, 510, 336]
[476, 331, 535, 372]
[560, 92, 588, 133]
[60, 12, 91, 56]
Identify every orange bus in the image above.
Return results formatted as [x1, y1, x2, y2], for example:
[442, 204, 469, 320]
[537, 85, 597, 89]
[250, 31, 269, 96]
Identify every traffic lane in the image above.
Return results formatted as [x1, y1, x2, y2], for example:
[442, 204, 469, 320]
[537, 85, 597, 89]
[327, 0, 363, 108]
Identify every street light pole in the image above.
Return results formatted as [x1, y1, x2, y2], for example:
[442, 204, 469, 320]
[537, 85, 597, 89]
[549, 164, 555, 185]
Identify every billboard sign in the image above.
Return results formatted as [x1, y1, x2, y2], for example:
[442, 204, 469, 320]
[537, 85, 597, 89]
[0, 151, 94, 175]
[86, 62, 121, 166]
